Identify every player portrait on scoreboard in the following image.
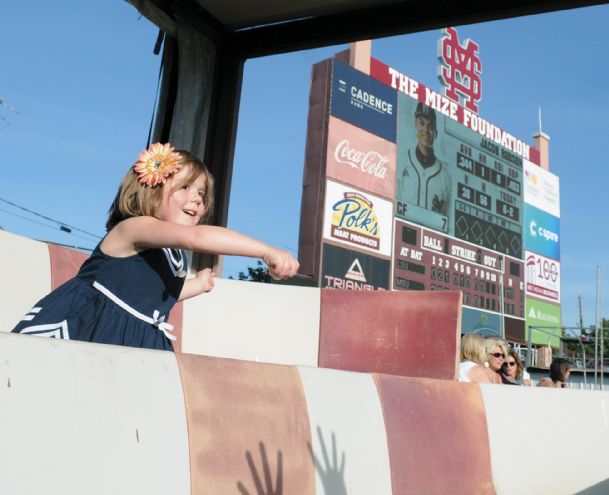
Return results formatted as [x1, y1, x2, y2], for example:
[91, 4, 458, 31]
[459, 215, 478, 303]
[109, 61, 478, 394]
[396, 100, 452, 234]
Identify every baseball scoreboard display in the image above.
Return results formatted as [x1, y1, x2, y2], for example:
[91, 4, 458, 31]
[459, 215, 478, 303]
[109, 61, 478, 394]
[393, 219, 524, 318]
[395, 95, 523, 258]
[298, 30, 561, 344]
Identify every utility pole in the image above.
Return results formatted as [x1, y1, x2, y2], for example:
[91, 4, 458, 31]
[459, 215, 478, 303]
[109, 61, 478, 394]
[579, 296, 587, 386]
[599, 267, 604, 390]
[595, 266, 602, 388]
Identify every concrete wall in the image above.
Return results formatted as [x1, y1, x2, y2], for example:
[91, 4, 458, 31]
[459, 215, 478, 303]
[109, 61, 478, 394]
[1, 332, 190, 495]
[0, 231, 461, 379]
[4, 231, 609, 493]
[0, 230, 52, 333]
[3, 332, 609, 494]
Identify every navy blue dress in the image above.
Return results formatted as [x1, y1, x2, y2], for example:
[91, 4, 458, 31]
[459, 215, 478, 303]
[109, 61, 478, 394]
[12, 243, 187, 351]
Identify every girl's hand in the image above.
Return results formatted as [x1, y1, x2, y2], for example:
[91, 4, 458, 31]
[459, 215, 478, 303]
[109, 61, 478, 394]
[262, 248, 299, 280]
[196, 268, 215, 293]
[178, 268, 215, 301]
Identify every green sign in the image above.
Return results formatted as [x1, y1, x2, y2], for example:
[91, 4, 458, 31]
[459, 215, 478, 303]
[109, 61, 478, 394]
[525, 297, 561, 347]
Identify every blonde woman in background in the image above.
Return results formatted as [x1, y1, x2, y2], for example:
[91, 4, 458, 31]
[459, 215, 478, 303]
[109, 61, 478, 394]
[484, 337, 509, 384]
[459, 333, 494, 383]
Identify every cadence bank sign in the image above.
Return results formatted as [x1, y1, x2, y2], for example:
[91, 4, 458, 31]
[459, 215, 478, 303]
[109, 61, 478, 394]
[326, 116, 397, 199]
[369, 28, 539, 164]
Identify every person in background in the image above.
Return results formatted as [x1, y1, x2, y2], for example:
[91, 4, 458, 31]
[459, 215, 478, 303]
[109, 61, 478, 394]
[484, 337, 509, 385]
[459, 333, 494, 383]
[538, 358, 571, 388]
[501, 350, 530, 385]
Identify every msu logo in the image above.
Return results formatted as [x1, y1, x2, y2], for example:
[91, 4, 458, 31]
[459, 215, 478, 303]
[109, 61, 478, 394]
[431, 195, 446, 214]
[437, 27, 482, 113]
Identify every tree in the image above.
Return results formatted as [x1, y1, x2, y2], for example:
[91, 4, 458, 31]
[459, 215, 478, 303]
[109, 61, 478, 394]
[0, 97, 18, 128]
[231, 261, 271, 283]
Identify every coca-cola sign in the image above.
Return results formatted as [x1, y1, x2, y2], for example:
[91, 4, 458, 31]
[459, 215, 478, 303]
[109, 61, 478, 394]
[334, 139, 389, 179]
[326, 116, 396, 199]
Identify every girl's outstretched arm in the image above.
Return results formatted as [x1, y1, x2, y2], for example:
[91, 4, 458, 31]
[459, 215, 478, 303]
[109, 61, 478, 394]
[104, 216, 299, 279]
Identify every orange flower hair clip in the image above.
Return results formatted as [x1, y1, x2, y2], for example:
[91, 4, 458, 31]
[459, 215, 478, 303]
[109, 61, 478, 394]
[134, 142, 182, 187]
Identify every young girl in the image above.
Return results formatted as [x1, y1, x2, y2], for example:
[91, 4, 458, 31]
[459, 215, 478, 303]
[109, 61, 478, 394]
[12, 143, 299, 351]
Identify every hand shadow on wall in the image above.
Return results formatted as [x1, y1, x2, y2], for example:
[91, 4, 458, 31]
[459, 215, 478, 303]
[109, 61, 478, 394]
[308, 426, 347, 495]
[237, 442, 283, 495]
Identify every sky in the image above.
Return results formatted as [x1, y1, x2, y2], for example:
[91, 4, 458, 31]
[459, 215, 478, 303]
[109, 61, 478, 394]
[1, 1, 609, 329]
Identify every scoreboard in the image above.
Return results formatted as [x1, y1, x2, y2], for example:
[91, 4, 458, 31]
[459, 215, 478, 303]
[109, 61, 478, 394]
[298, 49, 559, 343]
[393, 219, 524, 318]
[395, 95, 523, 258]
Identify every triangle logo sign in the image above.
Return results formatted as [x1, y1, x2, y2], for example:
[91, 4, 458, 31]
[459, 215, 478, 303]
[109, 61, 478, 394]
[345, 259, 366, 282]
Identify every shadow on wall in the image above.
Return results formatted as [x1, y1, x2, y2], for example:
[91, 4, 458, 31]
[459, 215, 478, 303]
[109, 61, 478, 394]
[577, 477, 609, 495]
[237, 442, 283, 495]
[308, 426, 348, 495]
[236, 427, 349, 495]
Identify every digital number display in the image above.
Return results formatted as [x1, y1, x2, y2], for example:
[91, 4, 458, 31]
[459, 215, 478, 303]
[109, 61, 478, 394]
[393, 218, 524, 318]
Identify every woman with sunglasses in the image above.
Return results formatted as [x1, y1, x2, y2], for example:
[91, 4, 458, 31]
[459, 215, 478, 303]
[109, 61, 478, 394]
[501, 350, 531, 386]
[484, 337, 509, 384]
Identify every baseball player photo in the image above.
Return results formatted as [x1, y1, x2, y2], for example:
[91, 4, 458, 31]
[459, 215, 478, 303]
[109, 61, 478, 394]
[396, 101, 452, 234]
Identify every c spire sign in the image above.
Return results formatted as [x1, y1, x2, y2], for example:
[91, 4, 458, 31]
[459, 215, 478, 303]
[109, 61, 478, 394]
[438, 27, 482, 113]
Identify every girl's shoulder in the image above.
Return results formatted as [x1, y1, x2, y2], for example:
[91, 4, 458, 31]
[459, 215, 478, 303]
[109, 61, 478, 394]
[467, 364, 494, 384]
[102, 217, 161, 258]
[537, 377, 555, 388]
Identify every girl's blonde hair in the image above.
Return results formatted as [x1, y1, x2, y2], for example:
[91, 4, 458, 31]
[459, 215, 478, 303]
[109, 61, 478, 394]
[106, 150, 214, 230]
[460, 332, 486, 365]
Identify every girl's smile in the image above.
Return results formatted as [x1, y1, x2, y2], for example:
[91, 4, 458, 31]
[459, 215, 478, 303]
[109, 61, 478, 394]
[159, 167, 206, 226]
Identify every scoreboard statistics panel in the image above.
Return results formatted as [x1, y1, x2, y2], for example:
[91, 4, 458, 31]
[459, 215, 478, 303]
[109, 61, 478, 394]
[395, 94, 524, 258]
[393, 218, 524, 319]
[445, 117, 523, 258]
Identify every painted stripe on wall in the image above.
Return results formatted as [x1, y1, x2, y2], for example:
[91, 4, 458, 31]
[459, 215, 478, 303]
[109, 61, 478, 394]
[0, 231, 52, 332]
[0, 332, 191, 495]
[481, 385, 609, 494]
[176, 353, 316, 495]
[168, 300, 184, 352]
[374, 375, 495, 494]
[298, 365, 393, 495]
[181, 278, 320, 366]
[319, 290, 461, 379]
[47, 242, 88, 290]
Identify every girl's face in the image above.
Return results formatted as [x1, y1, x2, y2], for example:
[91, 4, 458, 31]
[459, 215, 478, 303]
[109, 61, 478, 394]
[487, 346, 505, 372]
[158, 167, 206, 226]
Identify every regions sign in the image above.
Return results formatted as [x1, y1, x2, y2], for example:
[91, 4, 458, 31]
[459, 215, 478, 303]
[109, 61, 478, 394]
[326, 116, 397, 199]
[395, 93, 523, 258]
[524, 204, 560, 260]
[525, 250, 561, 303]
[523, 159, 560, 217]
[393, 218, 524, 319]
[331, 59, 397, 142]
[323, 180, 393, 256]
[526, 297, 561, 347]
[321, 243, 390, 290]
